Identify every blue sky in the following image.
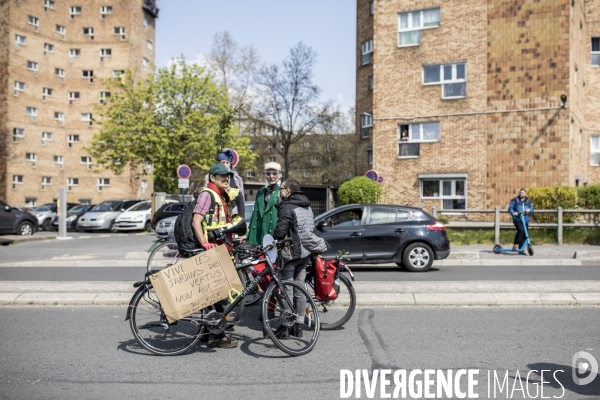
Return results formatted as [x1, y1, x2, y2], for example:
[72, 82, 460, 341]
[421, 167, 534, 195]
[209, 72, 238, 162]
[154, 0, 356, 110]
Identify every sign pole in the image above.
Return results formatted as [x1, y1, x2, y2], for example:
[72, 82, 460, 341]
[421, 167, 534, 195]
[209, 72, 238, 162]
[181, 188, 185, 202]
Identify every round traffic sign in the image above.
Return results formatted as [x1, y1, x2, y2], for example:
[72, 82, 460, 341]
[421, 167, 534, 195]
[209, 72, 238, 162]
[365, 169, 379, 181]
[230, 149, 239, 167]
[177, 165, 191, 179]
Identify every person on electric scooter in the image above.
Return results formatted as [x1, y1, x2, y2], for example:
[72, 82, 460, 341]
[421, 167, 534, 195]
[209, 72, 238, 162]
[508, 188, 534, 251]
[192, 163, 240, 348]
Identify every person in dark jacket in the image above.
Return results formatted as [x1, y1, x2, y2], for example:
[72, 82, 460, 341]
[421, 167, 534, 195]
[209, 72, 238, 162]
[508, 188, 534, 251]
[273, 178, 328, 339]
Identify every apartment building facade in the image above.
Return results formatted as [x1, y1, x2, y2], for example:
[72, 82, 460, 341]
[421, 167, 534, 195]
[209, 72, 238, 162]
[357, 0, 600, 213]
[0, 0, 157, 208]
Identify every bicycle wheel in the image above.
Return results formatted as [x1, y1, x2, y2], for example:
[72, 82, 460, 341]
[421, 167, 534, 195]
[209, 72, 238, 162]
[224, 269, 247, 324]
[306, 273, 356, 330]
[242, 268, 264, 306]
[147, 241, 179, 273]
[262, 280, 320, 356]
[129, 285, 203, 356]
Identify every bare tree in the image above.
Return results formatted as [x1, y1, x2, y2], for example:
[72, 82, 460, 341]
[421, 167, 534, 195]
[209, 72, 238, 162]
[252, 42, 331, 179]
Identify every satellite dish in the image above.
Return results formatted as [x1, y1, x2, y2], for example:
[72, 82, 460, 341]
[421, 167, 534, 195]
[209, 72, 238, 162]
[262, 234, 277, 264]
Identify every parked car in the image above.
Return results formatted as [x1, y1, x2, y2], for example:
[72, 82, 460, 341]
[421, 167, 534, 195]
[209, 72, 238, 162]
[115, 201, 152, 232]
[51, 204, 96, 232]
[77, 199, 145, 233]
[314, 204, 450, 272]
[155, 215, 177, 241]
[0, 200, 39, 236]
[244, 201, 254, 223]
[151, 202, 185, 229]
[33, 202, 79, 231]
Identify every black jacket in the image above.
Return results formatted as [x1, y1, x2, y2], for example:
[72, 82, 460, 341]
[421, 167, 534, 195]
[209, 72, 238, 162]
[274, 191, 328, 261]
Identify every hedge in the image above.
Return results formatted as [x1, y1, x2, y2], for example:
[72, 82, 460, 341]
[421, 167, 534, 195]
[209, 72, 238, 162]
[525, 186, 578, 223]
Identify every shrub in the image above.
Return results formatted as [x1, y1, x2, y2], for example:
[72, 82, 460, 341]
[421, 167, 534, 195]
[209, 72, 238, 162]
[337, 176, 382, 205]
[526, 186, 578, 223]
[577, 185, 600, 222]
[437, 214, 450, 224]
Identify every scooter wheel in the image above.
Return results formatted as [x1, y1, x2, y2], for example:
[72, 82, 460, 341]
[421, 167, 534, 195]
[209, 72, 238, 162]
[493, 244, 502, 254]
[527, 245, 534, 256]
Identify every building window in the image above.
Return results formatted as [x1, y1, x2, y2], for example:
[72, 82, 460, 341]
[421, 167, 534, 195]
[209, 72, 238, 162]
[81, 156, 92, 164]
[368, 75, 373, 90]
[268, 142, 275, 149]
[56, 24, 66, 35]
[44, 43, 54, 54]
[325, 142, 334, 152]
[398, 7, 440, 47]
[303, 141, 311, 148]
[12, 175, 24, 189]
[55, 68, 65, 79]
[100, 5, 112, 17]
[143, 17, 149, 30]
[54, 112, 64, 123]
[13, 128, 25, 142]
[361, 113, 373, 138]
[112, 70, 124, 78]
[362, 39, 373, 65]
[26, 153, 37, 163]
[114, 26, 125, 40]
[99, 91, 110, 105]
[591, 135, 600, 166]
[27, 15, 39, 29]
[68, 135, 80, 147]
[248, 143, 256, 149]
[398, 121, 440, 158]
[24, 198, 37, 208]
[98, 178, 110, 192]
[423, 62, 466, 99]
[421, 178, 466, 210]
[367, 149, 373, 165]
[70, 6, 82, 19]
[82, 27, 94, 40]
[67, 178, 79, 191]
[141, 180, 148, 193]
[42, 132, 52, 141]
[43, 87, 53, 99]
[42, 177, 52, 190]
[246, 171, 255, 179]
[268, 157, 276, 163]
[82, 70, 94, 83]
[27, 61, 38, 71]
[100, 48, 111, 59]
[68, 92, 80, 104]
[69, 48, 81, 58]
[142, 58, 149, 70]
[26, 107, 37, 119]
[14, 81, 25, 96]
[311, 155, 318, 164]
[592, 38, 600, 66]
[370, 1, 374, 15]
[303, 171, 311, 177]
[147, 40, 153, 51]
[45, 0, 55, 11]
[15, 35, 26, 46]
[346, 171, 353, 178]
[81, 113, 92, 126]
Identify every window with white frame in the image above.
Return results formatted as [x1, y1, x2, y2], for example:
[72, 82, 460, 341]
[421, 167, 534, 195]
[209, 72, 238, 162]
[346, 171, 353, 178]
[311, 155, 318, 163]
[397, 121, 440, 158]
[100, 5, 112, 17]
[27, 61, 38, 71]
[368, 75, 373, 90]
[53, 156, 63, 166]
[303, 141, 311, 148]
[67, 178, 79, 191]
[367, 149, 373, 165]
[42, 176, 52, 189]
[82, 27, 94, 40]
[68, 92, 80, 103]
[591, 135, 600, 166]
[398, 7, 440, 47]
[44, 43, 54, 53]
[56, 24, 66, 35]
[26, 153, 37, 163]
[81, 113, 92, 125]
[45, 0, 55, 11]
[43, 87, 53, 99]
[421, 177, 466, 210]
[423, 62, 466, 99]
[143, 17, 149, 30]
[42, 132, 52, 141]
[24, 198, 37, 208]
[362, 39, 373, 65]
[14, 81, 25, 95]
[142, 58, 149, 70]
[147, 40, 153, 51]
[325, 142, 334, 152]
[70, 6, 82, 18]
[268, 142, 275, 149]
[28, 15, 39, 28]
[141, 180, 147, 193]
[114, 26, 125, 40]
[55, 68, 65, 79]
[12, 175, 24, 188]
[81, 156, 92, 165]
[69, 48, 81, 57]
[268, 157, 276, 163]
[68, 135, 80, 146]
[15, 35, 26, 45]
[246, 171, 255, 179]
[26, 107, 37, 117]
[370, 1, 374, 15]
[248, 143, 256, 149]
[100, 48, 111, 59]
[112, 70, 124, 78]
[98, 178, 110, 191]
[14, 128, 25, 142]
[592, 38, 600, 66]
[82, 70, 93, 82]
[99, 91, 110, 105]
[361, 113, 373, 138]
[54, 112, 64, 122]
[303, 171, 311, 177]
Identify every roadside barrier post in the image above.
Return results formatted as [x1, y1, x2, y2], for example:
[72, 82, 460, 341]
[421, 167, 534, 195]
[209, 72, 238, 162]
[495, 207, 500, 245]
[558, 207, 563, 245]
[432, 207, 437, 218]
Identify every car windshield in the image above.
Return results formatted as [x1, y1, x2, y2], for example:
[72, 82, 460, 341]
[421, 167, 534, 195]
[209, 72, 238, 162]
[68, 205, 90, 213]
[128, 202, 150, 212]
[33, 204, 55, 212]
[91, 201, 121, 212]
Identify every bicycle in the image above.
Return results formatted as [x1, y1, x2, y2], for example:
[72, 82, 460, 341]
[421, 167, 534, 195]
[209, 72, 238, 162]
[233, 245, 357, 330]
[126, 239, 320, 356]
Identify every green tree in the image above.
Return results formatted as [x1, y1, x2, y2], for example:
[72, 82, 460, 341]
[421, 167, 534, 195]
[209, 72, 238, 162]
[89, 59, 256, 193]
[337, 176, 382, 205]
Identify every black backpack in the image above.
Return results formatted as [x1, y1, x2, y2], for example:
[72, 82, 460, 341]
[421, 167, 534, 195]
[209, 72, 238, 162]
[173, 191, 215, 254]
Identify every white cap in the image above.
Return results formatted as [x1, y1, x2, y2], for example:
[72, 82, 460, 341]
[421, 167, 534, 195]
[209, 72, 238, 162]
[264, 162, 281, 171]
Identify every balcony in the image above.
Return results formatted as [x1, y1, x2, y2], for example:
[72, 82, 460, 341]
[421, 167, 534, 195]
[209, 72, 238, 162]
[142, 0, 159, 18]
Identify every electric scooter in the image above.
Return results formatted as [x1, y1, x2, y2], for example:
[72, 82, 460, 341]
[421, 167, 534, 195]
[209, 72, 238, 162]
[492, 212, 534, 256]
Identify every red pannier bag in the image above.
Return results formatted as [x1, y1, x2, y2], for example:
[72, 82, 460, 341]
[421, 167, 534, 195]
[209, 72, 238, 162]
[314, 256, 340, 301]
[250, 255, 272, 291]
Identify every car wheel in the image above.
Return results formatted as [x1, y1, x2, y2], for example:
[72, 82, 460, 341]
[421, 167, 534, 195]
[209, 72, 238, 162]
[75, 224, 84, 233]
[144, 221, 151, 232]
[108, 220, 117, 233]
[402, 242, 433, 272]
[42, 219, 52, 231]
[18, 221, 34, 236]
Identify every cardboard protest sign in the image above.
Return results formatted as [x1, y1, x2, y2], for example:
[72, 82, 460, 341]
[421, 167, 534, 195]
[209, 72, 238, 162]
[150, 245, 243, 323]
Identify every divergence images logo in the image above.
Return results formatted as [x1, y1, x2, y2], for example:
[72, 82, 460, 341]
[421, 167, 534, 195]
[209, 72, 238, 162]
[572, 351, 598, 386]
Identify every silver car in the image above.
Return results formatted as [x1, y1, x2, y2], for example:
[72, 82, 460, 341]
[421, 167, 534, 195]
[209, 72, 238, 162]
[33, 202, 79, 231]
[155, 215, 177, 241]
[77, 199, 144, 233]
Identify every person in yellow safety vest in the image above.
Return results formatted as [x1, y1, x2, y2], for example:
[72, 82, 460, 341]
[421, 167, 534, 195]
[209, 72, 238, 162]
[191, 163, 239, 348]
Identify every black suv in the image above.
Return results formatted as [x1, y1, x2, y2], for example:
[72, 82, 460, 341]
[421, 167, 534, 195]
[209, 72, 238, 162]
[151, 202, 185, 229]
[0, 200, 39, 236]
[314, 204, 450, 272]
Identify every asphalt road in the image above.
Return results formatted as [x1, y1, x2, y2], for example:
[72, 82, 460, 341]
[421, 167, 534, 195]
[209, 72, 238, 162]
[0, 306, 598, 400]
[1, 265, 600, 282]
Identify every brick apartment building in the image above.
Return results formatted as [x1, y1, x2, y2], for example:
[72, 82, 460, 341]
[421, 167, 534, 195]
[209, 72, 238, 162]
[356, 0, 600, 213]
[0, 0, 157, 208]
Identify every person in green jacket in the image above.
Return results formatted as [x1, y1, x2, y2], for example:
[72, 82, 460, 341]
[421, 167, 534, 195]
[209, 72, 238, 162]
[245, 162, 282, 245]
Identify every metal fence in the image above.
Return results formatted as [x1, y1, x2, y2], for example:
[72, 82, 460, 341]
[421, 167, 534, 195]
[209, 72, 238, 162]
[310, 201, 327, 216]
[432, 207, 600, 245]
